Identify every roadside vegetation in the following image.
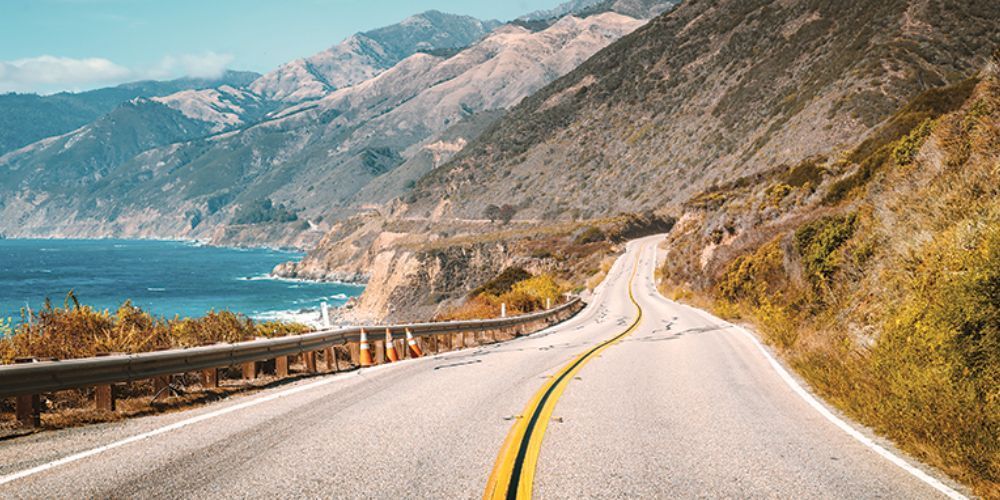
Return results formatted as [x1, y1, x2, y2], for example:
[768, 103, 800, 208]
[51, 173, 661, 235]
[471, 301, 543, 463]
[0, 293, 311, 365]
[0, 295, 314, 432]
[659, 66, 1000, 496]
[438, 269, 566, 321]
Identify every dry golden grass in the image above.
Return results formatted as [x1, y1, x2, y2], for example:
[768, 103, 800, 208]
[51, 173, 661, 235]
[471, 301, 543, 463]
[437, 274, 568, 321]
[659, 72, 1000, 496]
[1, 297, 311, 365]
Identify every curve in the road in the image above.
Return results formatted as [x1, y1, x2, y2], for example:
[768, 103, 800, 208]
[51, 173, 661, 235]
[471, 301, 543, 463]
[484, 251, 644, 500]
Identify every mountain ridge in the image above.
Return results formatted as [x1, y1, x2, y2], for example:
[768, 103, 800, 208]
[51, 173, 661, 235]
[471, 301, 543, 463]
[0, 9, 652, 247]
[404, 0, 998, 222]
[0, 70, 259, 156]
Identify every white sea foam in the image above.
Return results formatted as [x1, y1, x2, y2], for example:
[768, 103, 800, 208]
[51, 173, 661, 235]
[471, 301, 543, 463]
[252, 308, 323, 327]
[238, 273, 363, 288]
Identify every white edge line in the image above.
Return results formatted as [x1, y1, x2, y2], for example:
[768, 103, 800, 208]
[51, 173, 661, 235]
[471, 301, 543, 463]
[646, 238, 966, 500]
[0, 362, 400, 487]
[731, 322, 966, 500]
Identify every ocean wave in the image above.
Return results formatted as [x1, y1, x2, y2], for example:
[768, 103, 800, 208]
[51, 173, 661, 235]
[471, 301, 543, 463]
[252, 309, 324, 327]
[291, 293, 351, 305]
[237, 274, 364, 288]
[147, 288, 166, 292]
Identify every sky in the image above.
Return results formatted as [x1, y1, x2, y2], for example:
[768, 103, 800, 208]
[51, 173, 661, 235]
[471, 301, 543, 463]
[0, 0, 567, 94]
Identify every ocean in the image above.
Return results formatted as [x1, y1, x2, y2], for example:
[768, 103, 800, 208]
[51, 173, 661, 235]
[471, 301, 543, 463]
[0, 239, 363, 326]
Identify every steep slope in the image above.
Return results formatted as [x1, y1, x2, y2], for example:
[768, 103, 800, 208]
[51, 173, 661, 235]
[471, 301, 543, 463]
[249, 11, 501, 103]
[151, 85, 273, 133]
[0, 71, 259, 155]
[658, 63, 999, 497]
[408, 0, 999, 220]
[521, 0, 677, 20]
[0, 12, 646, 245]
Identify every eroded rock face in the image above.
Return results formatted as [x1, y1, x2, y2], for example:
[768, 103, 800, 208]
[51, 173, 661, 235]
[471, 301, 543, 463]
[352, 241, 514, 323]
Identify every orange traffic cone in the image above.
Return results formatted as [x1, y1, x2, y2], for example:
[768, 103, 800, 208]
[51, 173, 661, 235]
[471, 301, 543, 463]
[359, 328, 373, 367]
[385, 328, 400, 362]
[405, 328, 423, 357]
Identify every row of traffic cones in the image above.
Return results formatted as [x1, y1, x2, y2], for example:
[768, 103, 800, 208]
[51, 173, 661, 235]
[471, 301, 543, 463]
[358, 327, 424, 367]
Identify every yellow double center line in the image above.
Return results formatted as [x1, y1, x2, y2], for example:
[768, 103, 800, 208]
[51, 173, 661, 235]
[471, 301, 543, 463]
[484, 251, 644, 500]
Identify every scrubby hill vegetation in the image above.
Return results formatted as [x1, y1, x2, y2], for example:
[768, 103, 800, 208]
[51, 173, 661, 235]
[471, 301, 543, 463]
[659, 62, 1000, 496]
[410, 0, 999, 221]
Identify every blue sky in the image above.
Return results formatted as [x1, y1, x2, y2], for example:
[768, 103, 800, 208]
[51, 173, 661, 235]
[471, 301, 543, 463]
[0, 0, 566, 94]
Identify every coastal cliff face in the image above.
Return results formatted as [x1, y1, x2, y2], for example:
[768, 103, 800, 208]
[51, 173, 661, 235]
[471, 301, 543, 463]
[276, 212, 675, 323]
[348, 241, 517, 323]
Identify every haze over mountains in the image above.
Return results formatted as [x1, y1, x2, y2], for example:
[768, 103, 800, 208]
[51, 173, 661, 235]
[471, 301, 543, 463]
[0, 2, 667, 245]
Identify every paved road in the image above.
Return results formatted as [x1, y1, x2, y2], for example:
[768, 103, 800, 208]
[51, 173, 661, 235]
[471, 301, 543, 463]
[0, 236, 961, 498]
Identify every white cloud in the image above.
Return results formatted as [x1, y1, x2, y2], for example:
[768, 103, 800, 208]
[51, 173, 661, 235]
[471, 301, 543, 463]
[0, 52, 235, 94]
[148, 52, 234, 80]
[0, 56, 131, 92]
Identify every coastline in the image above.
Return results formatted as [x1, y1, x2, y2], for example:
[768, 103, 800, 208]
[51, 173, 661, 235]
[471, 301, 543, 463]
[0, 238, 366, 328]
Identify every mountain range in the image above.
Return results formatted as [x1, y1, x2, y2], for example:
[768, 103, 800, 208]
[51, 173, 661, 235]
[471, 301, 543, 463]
[407, 0, 999, 220]
[0, 2, 668, 245]
[0, 71, 259, 156]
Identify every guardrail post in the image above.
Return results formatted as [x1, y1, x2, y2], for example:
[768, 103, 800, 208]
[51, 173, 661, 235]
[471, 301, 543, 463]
[95, 384, 115, 412]
[349, 342, 360, 366]
[275, 356, 289, 377]
[304, 351, 318, 373]
[15, 393, 40, 428]
[324, 347, 335, 371]
[153, 375, 171, 401]
[395, 338, 406, 360]
[94, 353, 117, 411]
[374, 340, 385, 364]
[201, 368, 219, 388]
[14, 358, 41, 427]
[242, 361, 257, 380]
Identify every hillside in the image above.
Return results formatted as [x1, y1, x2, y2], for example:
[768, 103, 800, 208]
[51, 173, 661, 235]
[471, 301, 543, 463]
[0, 11, 649, 246]
[249, 11, 501, 103]
[407, 0, 999, 220]
[658, 61, 999, 497]
[0, 71, 259, 155]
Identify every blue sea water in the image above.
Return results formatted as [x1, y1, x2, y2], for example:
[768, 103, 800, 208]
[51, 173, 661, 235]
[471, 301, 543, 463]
[0, 239, 363, 326]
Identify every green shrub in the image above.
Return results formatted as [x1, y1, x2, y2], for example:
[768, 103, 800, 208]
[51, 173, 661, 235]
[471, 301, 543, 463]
[232, 198, 298, 225]
[794, 214, 858, 290]
[783, 157, 826, 187]
[717, 238, 785, 305]
[891, 118, 934, 166]
[574, 226, 605, 245]
[471, 267, 532, 297]
[765, 183, 793, 206]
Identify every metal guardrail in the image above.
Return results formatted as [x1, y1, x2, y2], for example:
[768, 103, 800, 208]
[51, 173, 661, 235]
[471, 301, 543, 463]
[0, 299, 583, 399]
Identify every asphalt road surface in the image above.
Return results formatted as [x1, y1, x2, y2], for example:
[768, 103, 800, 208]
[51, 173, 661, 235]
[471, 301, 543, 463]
[0, 236, 964, 499]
